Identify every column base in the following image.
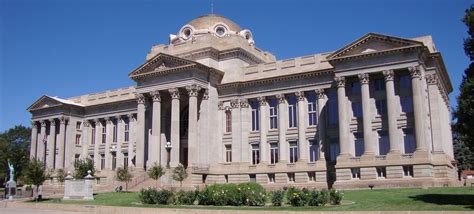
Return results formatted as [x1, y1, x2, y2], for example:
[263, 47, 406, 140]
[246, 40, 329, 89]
[360, 153, 376, 161]
[336, 153, 352, 162]
[414, 149, 430, 159]
[386, 151, 402, 160]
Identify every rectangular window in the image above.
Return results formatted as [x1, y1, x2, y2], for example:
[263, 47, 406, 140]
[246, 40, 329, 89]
[376, 99, 387, 115]
[251, 101, 260, 131]
[251, 143, 260, 165]
[269, 99, 278, 129]
[327, 89, 338, 125]
[249, 174, 256, 183]
[288, 173, 295, 182]
[76, 122, 82, 130]
[124, 120, 130, 142]
[401, 96, 413, 113]
[268, 173, 275, 183]
[202, 174, 207, 184]
[113, 121, 117, 143]
[91, 126, 96, 145]
[289, 141, 298, 163]
[329, 138, 340, 161]
[270, 143, 279, 164]
[376, 167, 386, 178]
[288, 96, 298, 128]
[399, 75, 411, 89]
[225, 144, 232, 163]
[352, 102, 363, 118]
[351, 168, 361, 179]
[403, 165, 414, 177]
[309, 140, 319, 162]
[100, 154, 105, 170]
[74, 154, 80, 165]
[307, 94, 318, 126]
[378, 131, 390, 155]
[124, 153, 128, 168]
[224, 175, 229, 183]
[112, 153, 117, 170]
[403, 128, 416, 154]
[374, 78, 385, 91]
[225, 110, 232, 132]
[354, 132, 364, 157]
[75, 134, 81, 145]
[101, 124, 106, 144]
[308, 172, 316, 182]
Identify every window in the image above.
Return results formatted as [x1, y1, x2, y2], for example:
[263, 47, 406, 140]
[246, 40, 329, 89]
[75, 134, 81, 145]
[76, 121, 82, 130]
[376, 99, 387, 115]
[91, 126, 96, 145]
[124, 153, 128, 168]
[399, 75, 411, 89]
[374, 78, 385, 91]
[309, 140, 319, 162]
[202, 174, 207, 184]
[403, 129, 416, 154]
[354, 132, 364, 157]
[352, 102, 363, 118]
[249, 174, 256, 183]
[288, 173, 295, 182]
[269, 99, 278, 129]
[289, 141, 298, 163]
[307, 94, 317, 126]
[268, 174, 275, 183]
[113, 121, 117, 143]
[89, 155, 94, 166]
[251, 101, 260, 131]
[270, 143, 279, 164]
[101, 124, 106, 144]
[215, 25, 226, 36]
[329, 138, 340, 161]
[351, 82, 361, 94]
[251, 143, 260, 165]
[351, 168, 361, 179]
[112, 153, 117, 170]
[225, 144, 232, 163]
[124, 119, 130, 142]
[74, 154, 80, 165]
[401, 96, 413, 113]
[308, 172, 316, 182]
[100, 154, 105, 170]
[378, 131, 390, 155]
[327, 89, 338, 125]
[376, 167, 386, 178]
[403, 165, 414, 177]
[288, 96, 298, 128]
[225, 110, 232, 132]
[224, 175, 229, 183]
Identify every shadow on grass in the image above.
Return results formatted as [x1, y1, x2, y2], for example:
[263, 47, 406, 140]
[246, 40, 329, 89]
[410, 194, 474, 209]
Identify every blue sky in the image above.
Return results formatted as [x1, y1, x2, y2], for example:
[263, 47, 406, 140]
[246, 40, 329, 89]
[0, 0, 472, 131]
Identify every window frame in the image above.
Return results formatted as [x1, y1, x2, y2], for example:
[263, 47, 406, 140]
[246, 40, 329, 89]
[289, 141, 298, 163]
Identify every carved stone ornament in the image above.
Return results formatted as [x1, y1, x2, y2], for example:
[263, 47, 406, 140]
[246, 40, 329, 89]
[425, 73, 438, 85]
[40, 120, 47, 127]
[408, 66, 422, 79]
[230, 99, 240, 108]
[202, 88, 209, 100]
[49, 118, 56, 126]
[127, 113, 136, 121]
[31, 121, 37, 128]
[157, 62, 167, 70]
[150, 90, 161, 102]
[115, 115, 123, 123]
[276, 94, 286, 104]
[334, 76, 346, 88]
[240, 98, 249, 108]
[169, 88, 180, 99]
[358, 73, 369, 84]
[186, 84, 201, 97]
[83, 120, 91, 127]
[59, 116, 68, 124]
[257, 96, 267, 106]
[294, 91, 305, 101]
[106, 117, 114, 124]
[383, 70, 394, 82]
[315, 89, 326, 99]
[135, 93, 146, 104]
[218, 101, 224, 110]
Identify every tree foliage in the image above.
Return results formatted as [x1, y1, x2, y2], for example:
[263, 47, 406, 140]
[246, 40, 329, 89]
[147, 163, 165, 187]
[73, 158, 95, 179]
[56, 169, 66, 184]
[454, 5, 474, 169]
[24, 158, 47, 199]
[172, 164, 188, 188]
[115, 167, 133, 191]
[0, 125, 31, 184]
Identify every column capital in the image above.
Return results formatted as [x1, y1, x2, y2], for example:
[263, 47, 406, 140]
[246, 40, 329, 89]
[357, 73, 369, 84]
[276, 94, 286, 104]
[425, 73, 438, 85]
[106, 117, 114, 124]
[294, 91, 305, 101]
[150, 90, 161, 102]
[230, 99, 240, 108]
[202, 88, 209, 100]
[83, 120, 91, 127]
[218, 101, 225, 110]
[49, 118, 56, 126]
[115, 115, 123, 122]
[315, 89, 326, 99]
[257, 96, 267, 106]
[334, 76, 346, 88]
[169, 88, 180, 99]
[240, 98, 249, 108]
[186, 84, 201, 97]
[135, 93, 146, 104]
[40, 120, 47, 127]
[126, 113, 136, 122]
[59, 116, 69, 124]
[31, 121, 38, 127]
[408, 66, 422, 79]
[383, 70, 395, 82]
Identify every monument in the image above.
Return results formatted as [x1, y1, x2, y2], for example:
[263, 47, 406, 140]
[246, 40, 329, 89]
[6, 160, 17, 200]
[63, 170, 94, 200]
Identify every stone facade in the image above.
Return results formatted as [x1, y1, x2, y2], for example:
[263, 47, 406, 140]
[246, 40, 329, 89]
[28, 14, 457, 189]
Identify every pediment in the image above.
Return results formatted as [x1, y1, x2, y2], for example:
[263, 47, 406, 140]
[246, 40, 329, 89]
[28, 96, 64, 111]
[328, 33, 424, 60]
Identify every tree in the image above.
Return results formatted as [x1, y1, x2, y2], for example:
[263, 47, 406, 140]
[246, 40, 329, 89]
[172, 164, 188, 188]
[0, 125, 31, 184]
[148, 163, 165, 188]
[56, 169, 66, 185]
[115, 167, 133, 191]
[24, 159, 46, 201]
[454, 5, 474, 169]
[73, 158, 95, 179]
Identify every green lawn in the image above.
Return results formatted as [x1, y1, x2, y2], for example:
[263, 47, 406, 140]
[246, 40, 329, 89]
[36, 187, 474, 211]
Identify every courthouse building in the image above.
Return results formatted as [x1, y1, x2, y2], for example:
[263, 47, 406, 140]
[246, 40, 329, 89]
[28, 14, 457, 188]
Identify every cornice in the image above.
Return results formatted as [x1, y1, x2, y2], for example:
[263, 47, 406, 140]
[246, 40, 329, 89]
[328, 45, 424, 63]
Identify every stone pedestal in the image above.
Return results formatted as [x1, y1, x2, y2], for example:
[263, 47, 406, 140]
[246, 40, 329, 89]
[6, 180, 17, 200]
[63, 171, 94, 200]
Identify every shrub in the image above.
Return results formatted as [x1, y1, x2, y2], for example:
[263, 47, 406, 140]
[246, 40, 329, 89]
[139, 187, 157, 204]
[196, 183, 266, 206]
[174, 190, 197, 205]
[237, 183, 266, 206]
[317, 189, 329, 206]
[307, 189, 329, 206]
[271, 190, 284, 206]
[154, 189, 174, 204]
[286, 187, 306, 207]
[329, 189, 343, 205]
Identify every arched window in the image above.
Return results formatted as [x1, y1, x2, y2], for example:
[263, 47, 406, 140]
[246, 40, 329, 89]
[225, 110, 232, 133]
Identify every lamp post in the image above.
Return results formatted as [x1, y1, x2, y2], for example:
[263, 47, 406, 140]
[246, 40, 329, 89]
[165, 141, 172, 168]
[110, 145, 118, 170]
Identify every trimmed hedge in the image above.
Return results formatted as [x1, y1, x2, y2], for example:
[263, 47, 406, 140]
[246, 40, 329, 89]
[197, 182, 266, 206]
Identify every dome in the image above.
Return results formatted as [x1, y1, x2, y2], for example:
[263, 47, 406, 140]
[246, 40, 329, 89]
[187, 14, 242, 32]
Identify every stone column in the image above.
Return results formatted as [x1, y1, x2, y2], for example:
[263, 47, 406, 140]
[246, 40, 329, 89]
[358, 73, 375, 157]
[30, 121, 38, 159]
[295, 91, 308, 162]
[276, 94, 287, 163]
[57, 117, 67, 169]
[105, 118, 113, 170]
[169, 88, 180, 167]
[150, 90, 162, 166]
[127, 114, 135, 167]
[383, 70, 400, 154]
[230, 99, 241, 162]
[93, 119, 101, 170]
[47, 119, 56, 169]
[315, 89, 327, 161]
[426, 74, 444, 153]
[199, 89, 210, 165]
[257, 96, 268, 164]
[38, 120, 47, 163]
[240, 98, 250, 163]
[335, 76, 351, 159]
[82, 121, 90, 161]
[135, 93, 146, 169]
[116, 116, 124, 168]
[187, 84, 200, 167]
[409, 66, 427, 152]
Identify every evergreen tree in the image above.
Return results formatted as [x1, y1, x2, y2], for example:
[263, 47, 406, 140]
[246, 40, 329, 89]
[172, 164, 188, 188]
[73, 158, 95, 179]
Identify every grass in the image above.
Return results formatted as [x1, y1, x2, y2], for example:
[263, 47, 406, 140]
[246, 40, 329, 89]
[33, 187, 474, 211]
